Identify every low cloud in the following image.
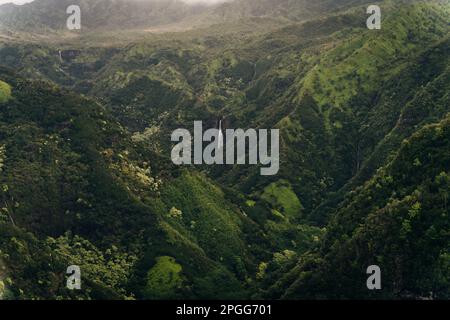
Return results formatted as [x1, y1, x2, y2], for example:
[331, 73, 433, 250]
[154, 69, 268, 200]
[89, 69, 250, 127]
[0, 0, 34, 5]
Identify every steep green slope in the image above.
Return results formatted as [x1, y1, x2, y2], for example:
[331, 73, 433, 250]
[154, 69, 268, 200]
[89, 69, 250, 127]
[278, 115, 450, 299]
[0, 68, 278, 299]
[181, 0, 448, 227]
[311, 32, 450, 223]
[276, 1, 450, 220]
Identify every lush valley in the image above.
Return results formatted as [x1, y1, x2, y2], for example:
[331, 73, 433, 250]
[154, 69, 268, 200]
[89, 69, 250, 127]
[0, 0, 449, 300]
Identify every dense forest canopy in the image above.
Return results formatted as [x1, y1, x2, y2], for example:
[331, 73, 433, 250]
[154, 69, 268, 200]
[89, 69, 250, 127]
[0, 0, 449, 300]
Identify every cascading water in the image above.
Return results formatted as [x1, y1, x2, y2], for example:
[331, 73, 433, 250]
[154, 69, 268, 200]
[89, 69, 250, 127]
[218, 120, 224, 149]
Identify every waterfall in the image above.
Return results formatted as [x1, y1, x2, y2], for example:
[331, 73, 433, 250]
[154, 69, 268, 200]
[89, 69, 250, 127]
[218, 120, 224, 149]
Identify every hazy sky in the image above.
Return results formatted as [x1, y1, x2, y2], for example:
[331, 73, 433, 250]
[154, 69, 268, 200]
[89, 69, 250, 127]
[0, 0, 228, 5]
[0, 0, 33, 4]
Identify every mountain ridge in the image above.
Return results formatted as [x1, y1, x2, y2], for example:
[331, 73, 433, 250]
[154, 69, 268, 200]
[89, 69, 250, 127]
[0, 0, 449, 300]
[0, 0, 378, 35]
